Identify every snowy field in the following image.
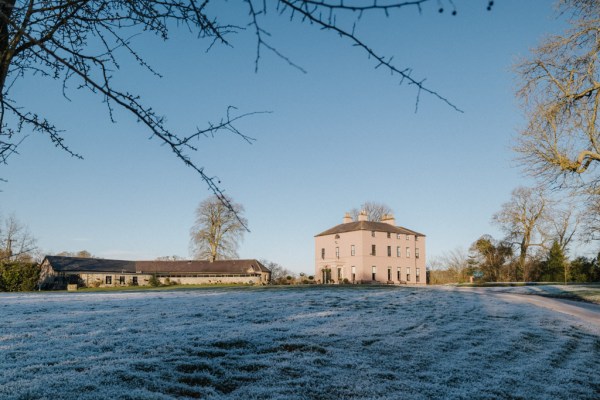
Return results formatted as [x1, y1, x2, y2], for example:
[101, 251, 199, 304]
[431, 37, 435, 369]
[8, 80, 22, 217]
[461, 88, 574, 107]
[1, 286, 599, 399]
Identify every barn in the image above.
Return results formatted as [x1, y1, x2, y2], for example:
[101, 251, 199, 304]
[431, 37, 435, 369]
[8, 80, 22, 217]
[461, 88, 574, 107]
[38, 256, 271, 289]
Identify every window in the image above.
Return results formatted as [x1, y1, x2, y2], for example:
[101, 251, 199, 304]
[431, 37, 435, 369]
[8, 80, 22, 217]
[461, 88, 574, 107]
[397, 246, 401, 257]
[335, 247, 340, 259]
[387, 232, 391, 239]
[372, 266, 377, 281]
[406, 234, 410, 240]
[407, 274, 411, 282]
[387, 246, 391, 257]
[416, 236, 419, 241]
[371, 244, 376, 256]
[351, 245, 355, 256]
[416, 275, 420, 283]
[397, 267, 401, 281]
[335, 234, 340, 239]
[105, 276, 112, 285]
[387, 268, 392, 281]
[415, 248, 420, 259]
[321, 248, 325, 259]
[119, 276, 125, 285]
[132, 276, 138, 285]
[352, 266, 356, 283]
[371, 231, 376, 237]
[337, 267, 342, 280]
[397, 233, 401, 239]
[416, 268, 420, 283]
[406, 247, 411, 258]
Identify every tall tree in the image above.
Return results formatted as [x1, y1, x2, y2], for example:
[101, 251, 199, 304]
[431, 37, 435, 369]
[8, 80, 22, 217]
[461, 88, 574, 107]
[492, 187, 550, 281]
[350, 201, 393, 222]
[190, 195, 247, 262]
[0, 213, 36, 262]
[515, 0, 600, 192]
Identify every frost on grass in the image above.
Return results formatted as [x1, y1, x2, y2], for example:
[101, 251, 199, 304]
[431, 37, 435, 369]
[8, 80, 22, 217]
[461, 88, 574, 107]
[1, 287, 599, 399]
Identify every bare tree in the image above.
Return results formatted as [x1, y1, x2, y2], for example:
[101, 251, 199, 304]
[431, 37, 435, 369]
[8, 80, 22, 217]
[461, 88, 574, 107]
[548, 205, 580, 253]
[56, 250, 93, 258]
[190, 195, 247, 262]
[515, 0, 600, 192]
[259, 259, 293, 284]
[0, 1, 493, 223]
[155, 255, 185, 261]
[350, 201, 393, 222]
[0, 213, 36, 261]
[492, 186, 551, 281]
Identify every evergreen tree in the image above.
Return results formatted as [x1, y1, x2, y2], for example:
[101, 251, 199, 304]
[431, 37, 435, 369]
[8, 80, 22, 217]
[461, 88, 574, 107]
[541, 241, 566, 282]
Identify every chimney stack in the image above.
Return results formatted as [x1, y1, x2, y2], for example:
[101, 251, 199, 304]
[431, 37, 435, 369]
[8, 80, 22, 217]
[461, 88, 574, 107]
[343, 212, 352, 224]
[357, 210, 368, 222]
[381, 214, 396, 226]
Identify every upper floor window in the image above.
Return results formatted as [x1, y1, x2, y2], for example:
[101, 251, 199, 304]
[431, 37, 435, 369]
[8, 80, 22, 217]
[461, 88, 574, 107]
[321, 248, 325, 259]
[371, 231, 376, 237]
[416, 268, 420, 276]
[415, 236, 419, 241]
[397, 246, 401, 257]
[406, 234, 410, 240]
[396, 233, 401, 239]
[335, 247, 340, 259]
[371, 244, 376, 256]
[335, 234, 340, 239]
[351, 245, 355, 256]
[387, 246, 391, 257]
[406, 247, 411, 258]
[387, 232, 391, 239]
[415, 248, 420, 259]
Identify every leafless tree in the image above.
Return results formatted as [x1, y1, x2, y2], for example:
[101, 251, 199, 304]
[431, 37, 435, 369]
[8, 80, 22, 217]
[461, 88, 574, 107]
[155, 255, 185, 261]
[350, 201, 393, 222]
[492, 186, 551, 281]
[514, 0, 600, 193]
[56, 250, 93, 258]
[190, 195, 247, 262]
[0, 213, 36, 261]
[548, 205, 580, 253]
[0, 1, 493, 225]
[259, 259, 293, 284]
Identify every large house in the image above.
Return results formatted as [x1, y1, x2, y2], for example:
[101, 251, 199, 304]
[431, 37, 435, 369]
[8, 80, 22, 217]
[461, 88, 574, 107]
[39, 256, 271, 289]
[315, 212, 426, 285]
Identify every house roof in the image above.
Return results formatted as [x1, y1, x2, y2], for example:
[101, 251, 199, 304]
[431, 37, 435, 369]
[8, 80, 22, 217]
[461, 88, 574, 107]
[43, 256, 269, 275]
[315, 221, 425, 237]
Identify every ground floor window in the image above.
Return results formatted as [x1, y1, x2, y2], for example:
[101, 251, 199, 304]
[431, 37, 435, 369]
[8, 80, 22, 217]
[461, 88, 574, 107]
[132, 276, 138, 285]
[372, 266, 376, 281]
[387, 268, 391, 281]
[397, 268, 401, 281]
[351, 266, 356, 283]
[105, 276, 112, 285]
[337, 267, 342, 281]
[119, 276, 125, 285]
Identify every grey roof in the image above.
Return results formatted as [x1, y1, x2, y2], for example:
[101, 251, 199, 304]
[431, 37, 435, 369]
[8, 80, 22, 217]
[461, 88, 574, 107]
[315, 220, 425, 237]
[44, 256, 136, 273]
[44, 256, 269, 275]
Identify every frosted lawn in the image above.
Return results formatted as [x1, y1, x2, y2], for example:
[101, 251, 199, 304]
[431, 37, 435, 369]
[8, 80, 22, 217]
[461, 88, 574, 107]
[1, 286, 599, 399]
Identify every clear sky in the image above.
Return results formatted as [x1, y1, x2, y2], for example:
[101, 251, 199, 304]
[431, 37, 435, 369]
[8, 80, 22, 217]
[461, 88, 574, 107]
[1, 1, 575, 272]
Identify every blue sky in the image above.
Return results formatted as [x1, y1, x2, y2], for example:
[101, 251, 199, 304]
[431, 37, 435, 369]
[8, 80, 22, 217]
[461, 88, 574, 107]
[1, 1, 573, 272]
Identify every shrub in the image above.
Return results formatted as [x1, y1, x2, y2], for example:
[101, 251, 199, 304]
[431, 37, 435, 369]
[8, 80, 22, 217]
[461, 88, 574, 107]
[0, 262, 40, 292]
[148, 274, 161, 287]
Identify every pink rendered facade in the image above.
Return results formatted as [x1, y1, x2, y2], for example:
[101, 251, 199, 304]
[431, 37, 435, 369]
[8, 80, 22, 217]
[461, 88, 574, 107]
[314, 212, 426, 285]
